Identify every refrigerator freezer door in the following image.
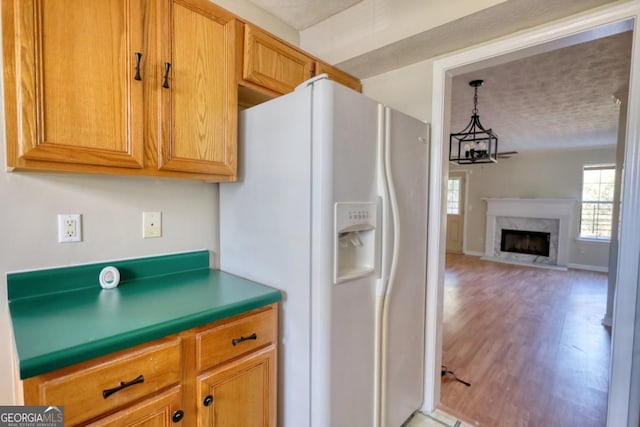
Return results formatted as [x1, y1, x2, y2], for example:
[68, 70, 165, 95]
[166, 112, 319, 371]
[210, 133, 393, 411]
[382, 107, 429, 427]
[309, 79, 380, 427]
[220, 87, 313, 427]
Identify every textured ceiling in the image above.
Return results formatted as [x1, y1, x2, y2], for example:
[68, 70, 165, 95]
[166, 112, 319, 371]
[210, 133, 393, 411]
[450, 31, 632, 154]
[246, 0, 363, 30]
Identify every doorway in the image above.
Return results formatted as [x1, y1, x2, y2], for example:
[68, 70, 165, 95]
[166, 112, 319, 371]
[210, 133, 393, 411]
[422, 4, 640, 427]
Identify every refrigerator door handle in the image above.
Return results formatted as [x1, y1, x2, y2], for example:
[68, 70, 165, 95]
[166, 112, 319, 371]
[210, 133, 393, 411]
[374, 104, 390, 427]
[383, 106, 401, 299]
[376, 104, 392, 297]
[379, 106, 402, 427]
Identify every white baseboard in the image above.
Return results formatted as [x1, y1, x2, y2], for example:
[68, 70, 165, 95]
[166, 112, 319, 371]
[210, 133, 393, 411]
[567, 263, 608, 273]
[462, 250, 484, 257]
[601, 315, 613, 327]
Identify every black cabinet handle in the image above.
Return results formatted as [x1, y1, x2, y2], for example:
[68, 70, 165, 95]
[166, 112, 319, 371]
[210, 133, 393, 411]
[232, 333, 257, 346]
[203, 395, 213, 406]
[162, 62, 171, 88]
[134, 52, 142, 81]
[102, 374, 144, 399]
[172, 410, 184, 423]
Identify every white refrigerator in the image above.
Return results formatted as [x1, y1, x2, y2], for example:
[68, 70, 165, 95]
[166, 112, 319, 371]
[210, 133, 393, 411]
[220, 76, 429, 427]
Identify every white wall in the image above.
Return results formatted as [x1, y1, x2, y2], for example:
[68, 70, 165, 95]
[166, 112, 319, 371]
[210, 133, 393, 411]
[0, 0, 297, 406]
[363, 58, 434, 122]
[451, 147, 616, 268]
[213, 0, 298, 44]
[0, 172, 220, 404]
[300, 0, 506, 64]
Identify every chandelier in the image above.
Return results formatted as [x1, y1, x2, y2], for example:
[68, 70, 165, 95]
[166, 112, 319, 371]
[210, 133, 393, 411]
[449, 79, 498, 164]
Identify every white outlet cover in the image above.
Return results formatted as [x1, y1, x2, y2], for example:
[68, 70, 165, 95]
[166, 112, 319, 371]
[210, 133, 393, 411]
[143, 212, 162, 238]
[58, 214, 82, 243]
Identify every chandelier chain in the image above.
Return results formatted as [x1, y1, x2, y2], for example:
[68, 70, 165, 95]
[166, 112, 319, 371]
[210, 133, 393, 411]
[473, 86, 479, 115]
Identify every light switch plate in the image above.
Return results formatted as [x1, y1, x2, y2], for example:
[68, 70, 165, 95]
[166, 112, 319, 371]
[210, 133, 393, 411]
[143, 212, 162, 238]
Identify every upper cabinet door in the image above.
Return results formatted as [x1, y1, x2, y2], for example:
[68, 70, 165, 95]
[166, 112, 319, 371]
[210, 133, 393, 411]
[3, 0, 145, 169]
[242, 24, 314, 95]
[157, 0, 237, 176]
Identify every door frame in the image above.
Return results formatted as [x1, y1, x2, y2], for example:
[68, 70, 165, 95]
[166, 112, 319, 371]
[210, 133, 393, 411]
[422, 2, 640, 426]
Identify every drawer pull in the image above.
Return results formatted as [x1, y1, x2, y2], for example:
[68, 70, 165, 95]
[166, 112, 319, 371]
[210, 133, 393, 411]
[162, 62, 171, 89]
[203, 395, 213, 406]
[102, 374, 144, 399]
[134, 52, 142, 81]
[172, 410, 184, 423]
[232, 333, 257, 346]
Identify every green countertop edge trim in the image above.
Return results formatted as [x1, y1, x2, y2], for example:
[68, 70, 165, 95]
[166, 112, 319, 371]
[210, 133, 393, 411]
[8, 250, 210, 301]
[18, 292, 281, 379]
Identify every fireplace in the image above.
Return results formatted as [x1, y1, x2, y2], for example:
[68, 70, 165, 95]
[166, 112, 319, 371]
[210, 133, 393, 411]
[482, 198, 576, 268]
[500, 229, 551, 257]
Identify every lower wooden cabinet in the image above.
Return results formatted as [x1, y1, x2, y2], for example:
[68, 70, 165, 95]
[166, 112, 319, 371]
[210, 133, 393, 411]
[22, 304, 278, 427]
[92, 387, 183, 427]
[197, 347, 276, 426]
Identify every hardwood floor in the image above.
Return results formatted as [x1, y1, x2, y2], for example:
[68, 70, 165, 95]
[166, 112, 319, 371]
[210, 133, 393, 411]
[440, 254, 610, 427]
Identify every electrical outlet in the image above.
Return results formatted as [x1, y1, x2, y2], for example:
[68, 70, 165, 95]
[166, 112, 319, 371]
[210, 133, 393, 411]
[143, 211, 162, 238]
[58, 214, 82, 243]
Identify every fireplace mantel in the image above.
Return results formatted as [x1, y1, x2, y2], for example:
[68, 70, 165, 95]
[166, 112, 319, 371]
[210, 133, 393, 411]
[482, 198, 576, 268]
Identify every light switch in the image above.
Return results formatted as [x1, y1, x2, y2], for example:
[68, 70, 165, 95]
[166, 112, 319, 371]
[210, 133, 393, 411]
[143, 212, 162, 238]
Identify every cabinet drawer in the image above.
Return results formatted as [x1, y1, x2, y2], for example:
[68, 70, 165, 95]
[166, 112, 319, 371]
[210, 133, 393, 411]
[25, 338, 181, 426]
[196, 306, 276, 371]
[88, 386, 182, 427]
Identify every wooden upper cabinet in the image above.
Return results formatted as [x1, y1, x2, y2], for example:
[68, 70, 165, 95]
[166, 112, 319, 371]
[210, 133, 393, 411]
[157, 0, 237, 176]
[3, 0, 145, 170]
[315, 61, 362, 93]
[242, 24, 314, 95]
[3, 0, 237, 180]
[3, 0, 355, 179]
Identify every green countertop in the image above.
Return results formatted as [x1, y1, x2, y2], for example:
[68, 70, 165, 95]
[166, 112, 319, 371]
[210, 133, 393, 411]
[7, 251, 281, 379]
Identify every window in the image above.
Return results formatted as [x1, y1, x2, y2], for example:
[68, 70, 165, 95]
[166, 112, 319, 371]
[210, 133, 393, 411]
[447, 177, 461, 215]
[580, 165, 615, 240]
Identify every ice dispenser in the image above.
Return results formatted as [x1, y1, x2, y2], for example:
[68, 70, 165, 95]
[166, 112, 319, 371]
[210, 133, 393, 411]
[334, 202, 377, 284]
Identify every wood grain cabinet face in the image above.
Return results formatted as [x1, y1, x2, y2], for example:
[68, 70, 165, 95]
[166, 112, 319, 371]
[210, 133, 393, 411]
[24, 338, 181, 426]
[157, 0, 237, 176]
[242, 24, 314, 95]
[197, 347, 276, 427]
[3, 0, 238, 180]
[196, 305, 276, 372]
[90, 386, 183, 427]
[3, 0, 145, 169]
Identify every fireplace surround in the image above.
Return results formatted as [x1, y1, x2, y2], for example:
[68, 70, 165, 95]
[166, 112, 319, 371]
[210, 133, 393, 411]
[482, 198, 575, 268]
